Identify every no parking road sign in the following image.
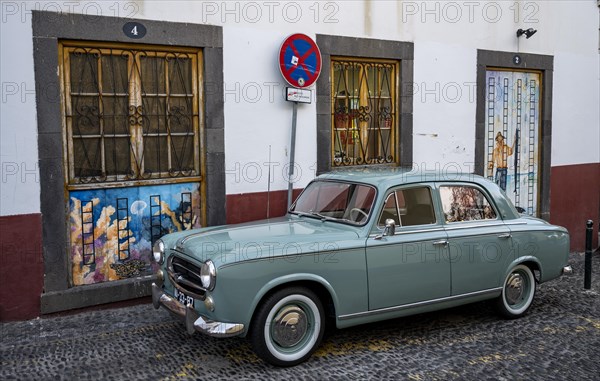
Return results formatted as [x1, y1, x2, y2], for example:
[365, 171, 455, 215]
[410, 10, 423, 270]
[279, 33, 322, 88]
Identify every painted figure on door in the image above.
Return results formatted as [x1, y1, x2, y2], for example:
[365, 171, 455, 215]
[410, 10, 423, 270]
[488, 132, 515, 191]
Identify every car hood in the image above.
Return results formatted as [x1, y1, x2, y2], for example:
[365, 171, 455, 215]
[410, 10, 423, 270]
[172, 216, 361, 267]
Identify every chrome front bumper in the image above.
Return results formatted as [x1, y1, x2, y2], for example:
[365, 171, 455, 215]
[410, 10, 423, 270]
[151, 283, 244, 338]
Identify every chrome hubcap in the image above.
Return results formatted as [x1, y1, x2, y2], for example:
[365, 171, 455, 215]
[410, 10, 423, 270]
[272, 305, 308, 348]
[506, 273, 525, 306]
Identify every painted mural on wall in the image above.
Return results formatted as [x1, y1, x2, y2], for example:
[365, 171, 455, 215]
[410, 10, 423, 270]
[484, 70, 541, 216]
[69, 183, 201, 286]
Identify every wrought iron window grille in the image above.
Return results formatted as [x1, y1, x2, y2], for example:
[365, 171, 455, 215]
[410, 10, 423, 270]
[331, 59, 399, 167]
[61, 44, 201, 186]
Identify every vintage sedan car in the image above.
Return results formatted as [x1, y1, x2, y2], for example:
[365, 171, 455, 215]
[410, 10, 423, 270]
[151, 168, 570, 366]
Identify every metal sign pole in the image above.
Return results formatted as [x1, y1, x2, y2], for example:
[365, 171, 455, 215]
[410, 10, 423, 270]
[287, 101, 298, 209]
[279, 33, 321, 209]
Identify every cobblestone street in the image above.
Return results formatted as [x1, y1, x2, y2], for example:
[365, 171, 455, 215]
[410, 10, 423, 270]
[1, 252, 599, 380]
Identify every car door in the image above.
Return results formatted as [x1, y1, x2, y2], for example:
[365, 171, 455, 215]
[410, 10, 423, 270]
[438, 183, 514, 295]
[366, 185, 451, 310]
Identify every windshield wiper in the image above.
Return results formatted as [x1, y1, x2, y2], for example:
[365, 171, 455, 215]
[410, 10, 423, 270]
[292, 210, 336, 222]
[292, 210, 364, 225]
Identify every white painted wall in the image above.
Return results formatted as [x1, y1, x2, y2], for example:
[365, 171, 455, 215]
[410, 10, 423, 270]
[1, 0, 598, 216]
[412, 41, 477, 171]
[1, 2, 40, 216]
[553, 51, 600, 166]
[221, 25, 318, 195]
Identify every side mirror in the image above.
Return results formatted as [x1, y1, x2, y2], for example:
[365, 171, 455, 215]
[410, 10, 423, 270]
[384, 219, 396, 236]
[375, 219, 396, 240]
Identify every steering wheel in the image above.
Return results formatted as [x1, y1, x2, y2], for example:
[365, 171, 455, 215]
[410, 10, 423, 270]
[349, 208, 368, 222]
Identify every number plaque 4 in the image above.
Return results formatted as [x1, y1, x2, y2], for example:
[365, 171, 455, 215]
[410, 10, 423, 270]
[123, 22, 146, 39]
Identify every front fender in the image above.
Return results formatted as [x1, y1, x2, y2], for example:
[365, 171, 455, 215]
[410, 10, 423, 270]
[246, 273, 341, 328]
[206, 247, 368, 336]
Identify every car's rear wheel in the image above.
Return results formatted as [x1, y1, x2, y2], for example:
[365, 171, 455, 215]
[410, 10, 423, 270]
[496, 264, 536, 318]
[250, 287, 324, 367]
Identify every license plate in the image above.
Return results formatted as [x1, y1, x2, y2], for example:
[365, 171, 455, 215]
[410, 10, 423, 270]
[173, 288, 194, 307]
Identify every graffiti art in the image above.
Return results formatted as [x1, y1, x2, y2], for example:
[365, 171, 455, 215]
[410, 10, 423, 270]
[68, 182, 201, 285]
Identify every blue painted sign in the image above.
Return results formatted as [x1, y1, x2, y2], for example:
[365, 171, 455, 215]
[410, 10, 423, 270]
[278, 33, 322, 88]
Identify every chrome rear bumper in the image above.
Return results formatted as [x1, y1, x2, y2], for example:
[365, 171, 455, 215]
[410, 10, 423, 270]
[151, 283, 244, 338]
[562, 265, 573, 275]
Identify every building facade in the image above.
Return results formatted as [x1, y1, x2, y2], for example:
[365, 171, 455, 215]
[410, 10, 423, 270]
[1, 1, 599, 320]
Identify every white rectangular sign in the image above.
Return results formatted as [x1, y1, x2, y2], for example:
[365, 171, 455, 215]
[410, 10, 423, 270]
[286, 87, 312, 104]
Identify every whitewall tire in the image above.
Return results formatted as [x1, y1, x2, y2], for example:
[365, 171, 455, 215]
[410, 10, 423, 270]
[250, 287, 325, 367]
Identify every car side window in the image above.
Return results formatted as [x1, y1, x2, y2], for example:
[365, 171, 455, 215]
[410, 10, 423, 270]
[440, 186, 497, 223]
[378, 192, 400, 227]
[378, 187, 436, 227]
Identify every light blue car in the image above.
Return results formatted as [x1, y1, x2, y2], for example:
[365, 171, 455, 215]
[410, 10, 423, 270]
[152, 168, 570, 366]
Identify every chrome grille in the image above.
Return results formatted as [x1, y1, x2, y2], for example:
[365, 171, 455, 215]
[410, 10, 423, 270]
[167, 255, 206, 300]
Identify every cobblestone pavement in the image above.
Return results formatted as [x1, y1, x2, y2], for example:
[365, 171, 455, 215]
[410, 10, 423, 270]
[1, 252, 599, 381]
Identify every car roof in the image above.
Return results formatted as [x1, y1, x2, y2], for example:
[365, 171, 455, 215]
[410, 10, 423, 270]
[318, 167, 488, 189]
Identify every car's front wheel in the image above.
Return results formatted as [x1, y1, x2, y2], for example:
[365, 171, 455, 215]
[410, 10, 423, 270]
[250, 287, 325, 367]
[496, 264, 536, 318]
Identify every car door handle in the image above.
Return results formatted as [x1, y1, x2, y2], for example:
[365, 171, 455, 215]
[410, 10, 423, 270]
[433, 240, 449, 246]
[498, 233, 512, 239]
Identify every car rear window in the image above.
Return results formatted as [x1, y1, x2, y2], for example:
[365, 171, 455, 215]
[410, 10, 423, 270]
[440, 186, 497, 222]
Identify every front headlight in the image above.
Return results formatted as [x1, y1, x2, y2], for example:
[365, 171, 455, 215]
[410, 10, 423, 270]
[152, 240, 165, 264]
[200, 260, 216, 290]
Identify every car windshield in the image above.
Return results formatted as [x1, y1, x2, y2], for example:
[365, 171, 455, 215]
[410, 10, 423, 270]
[290, 181, 377, 225]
